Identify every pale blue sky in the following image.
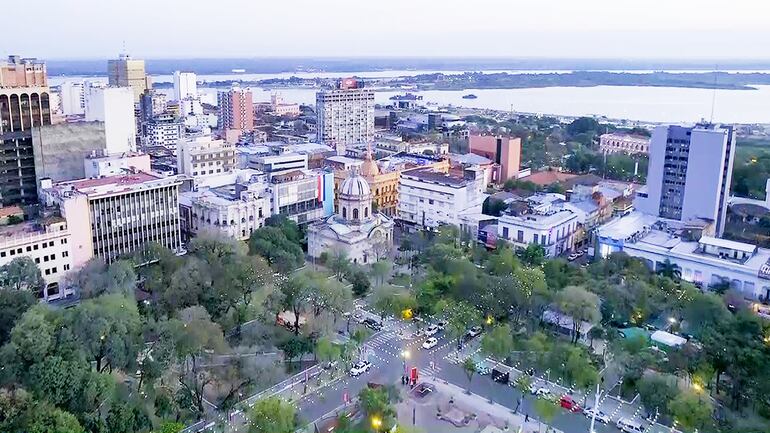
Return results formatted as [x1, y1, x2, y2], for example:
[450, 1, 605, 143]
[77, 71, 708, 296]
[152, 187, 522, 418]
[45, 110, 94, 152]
[5, 0, 770, 59]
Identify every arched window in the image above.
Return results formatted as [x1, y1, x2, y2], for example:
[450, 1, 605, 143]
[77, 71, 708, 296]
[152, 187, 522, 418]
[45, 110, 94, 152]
[353, 208, 359, 220]
[342, 208, 347, 218]
[364, 207, 369, 218]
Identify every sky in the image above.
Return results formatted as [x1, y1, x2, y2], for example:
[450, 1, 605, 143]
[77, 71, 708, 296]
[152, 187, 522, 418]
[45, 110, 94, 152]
[5, 0, 770, 60]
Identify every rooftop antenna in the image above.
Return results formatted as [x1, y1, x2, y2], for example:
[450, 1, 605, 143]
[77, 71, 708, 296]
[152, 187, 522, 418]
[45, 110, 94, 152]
[709, 64, 718, 124]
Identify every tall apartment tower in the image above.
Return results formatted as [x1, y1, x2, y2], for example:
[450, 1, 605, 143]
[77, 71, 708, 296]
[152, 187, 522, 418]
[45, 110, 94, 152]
[173, 71, 197, 101]
[636, 123, 735, 236]
[217, 85, 254, 134]
[84, 86, 137, 154]
[0, 55, 52, 205]
[315, 78, 375, 152]
[108, 54, 151, 103]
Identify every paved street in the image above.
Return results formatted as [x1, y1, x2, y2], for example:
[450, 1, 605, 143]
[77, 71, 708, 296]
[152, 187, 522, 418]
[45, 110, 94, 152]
[293, 304, 677, 433]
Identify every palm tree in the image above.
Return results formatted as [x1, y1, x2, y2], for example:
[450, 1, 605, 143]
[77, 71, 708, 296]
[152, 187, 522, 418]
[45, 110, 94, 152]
[462, 358, 476, 394]
[657, 259, 681, 280]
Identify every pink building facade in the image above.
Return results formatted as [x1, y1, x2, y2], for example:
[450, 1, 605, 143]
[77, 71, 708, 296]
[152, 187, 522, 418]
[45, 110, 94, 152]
[468, 135, 522, 182]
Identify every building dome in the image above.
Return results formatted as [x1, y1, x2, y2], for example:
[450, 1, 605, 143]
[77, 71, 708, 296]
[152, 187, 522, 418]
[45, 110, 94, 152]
[340, 173, 371, 198]
[360, 158, 380, 177]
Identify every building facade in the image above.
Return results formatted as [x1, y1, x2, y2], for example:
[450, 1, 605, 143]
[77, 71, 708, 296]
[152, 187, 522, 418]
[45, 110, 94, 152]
[179, 182, 269, 241]
[0, 55, 52, 205]
[468, 135, 522, 182]
[84, 86, 137, 154]
[218, 85, 254, 135]
[177, 136, 237, 177]
[84, 152, 151, 178]
[316, 78, 375, 150]
[0, 216, 74, 301]
[497, 207, 578, 257]
[308, 170, 393, 265]
[142, 114, 182, 148]
[268, 169, 335, 225]
[599, 133, 650, 154]
[173, 71, 197, 101]
[108, 54, 151, 102]
[58, 81, 86, 115]
[40, 171, 183, 264]
[397, 167, 486, 230]
[635, 124, 735, 236]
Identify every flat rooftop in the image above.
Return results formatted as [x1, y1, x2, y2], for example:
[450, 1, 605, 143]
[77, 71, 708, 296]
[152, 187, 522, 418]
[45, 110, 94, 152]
[47, 172, 181, 198]
[402, 168, 467, 187]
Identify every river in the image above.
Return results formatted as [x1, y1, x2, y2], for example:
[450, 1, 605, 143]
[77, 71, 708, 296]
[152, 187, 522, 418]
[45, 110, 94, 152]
[48, 70, 770, 124]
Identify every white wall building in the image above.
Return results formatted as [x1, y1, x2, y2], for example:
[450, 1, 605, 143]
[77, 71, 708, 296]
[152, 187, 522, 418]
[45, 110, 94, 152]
[251, 153, 308, 174]
[635, 124, 735, 236]
[0, 217, 74, 301]
[59, 81, 85, 115]
[596, 212, 770, 301]
[497, 207, 578, 257]
[84, 152, 152, 178]
[179, 181, 270, 241]
[599, 133, 650, 154]
[142, 114, 183, 148]
[85, 86, 137, 154]
[177, 136, 237, 177]
[397, 167, 487, 230]
[39, 172, 183, 265]
[173, 71, 197, 101]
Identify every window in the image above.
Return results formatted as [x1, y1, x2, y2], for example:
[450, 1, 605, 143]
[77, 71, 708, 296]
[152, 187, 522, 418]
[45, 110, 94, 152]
[353, 208, 359, 219]
[51, 267, 57, 274]
[35, 258, 40, 264]
[33, 244, 38, 250]
[9, 250, 15, 256]
[61, 239, 67, 244]
[0, 252, 4, 258]
[62, 251, 68, 257]
[502, 227, 509, 239]
[517, 230, 524, 242]
[43, 255, 49, 262]
[533, 234, 539, 244]
[44, 269, 50, 275]
[26, 246, 31, 252]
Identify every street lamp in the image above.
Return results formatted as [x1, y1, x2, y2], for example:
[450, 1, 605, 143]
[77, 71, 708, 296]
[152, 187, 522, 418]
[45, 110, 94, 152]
[371, 416, 382, 432]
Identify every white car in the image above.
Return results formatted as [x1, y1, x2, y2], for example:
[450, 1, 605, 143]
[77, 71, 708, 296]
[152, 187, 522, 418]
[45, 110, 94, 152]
[422, 337, 439, 349]
[584, 408, 610, 424]
[349, 361, 372, 377]
[425, 325, 440, 336]
[530, 386, 550, 397]
[466, 326, 483, 338]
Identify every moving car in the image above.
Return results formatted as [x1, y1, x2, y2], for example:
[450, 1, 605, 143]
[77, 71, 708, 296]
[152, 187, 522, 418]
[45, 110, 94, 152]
[584, 407, 609, 423]
[466, 326, 483, 338]
[559, 395, 582, 413]
[349, 361, 372, 377]
[616, 418, 645, 433]
[363, 318, 382, 331]
[422, 337, 439, 349]
[425, 324, 440, 336]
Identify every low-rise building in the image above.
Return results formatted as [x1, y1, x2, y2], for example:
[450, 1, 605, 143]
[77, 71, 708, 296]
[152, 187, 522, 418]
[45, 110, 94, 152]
[0, 215, 74, 301]
[397, 167, 487, 230]
[179, 178, 270, 241]
[251, 153, 308, 174]
[599, 133, 650, 154]
[596, 212, 770, 300]
[39, 171, 183, 265]
[177, 136, 237, 177]
[496, 194, 579, 257]
[84, 152, 152, 178]
[267, 169, 335, 225]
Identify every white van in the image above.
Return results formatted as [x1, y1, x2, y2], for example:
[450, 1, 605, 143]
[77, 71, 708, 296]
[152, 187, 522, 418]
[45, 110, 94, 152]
[616, 418, 645, 433]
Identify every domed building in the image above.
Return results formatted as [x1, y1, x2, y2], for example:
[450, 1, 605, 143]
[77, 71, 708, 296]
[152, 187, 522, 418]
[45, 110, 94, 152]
[308, 169, 394, 264]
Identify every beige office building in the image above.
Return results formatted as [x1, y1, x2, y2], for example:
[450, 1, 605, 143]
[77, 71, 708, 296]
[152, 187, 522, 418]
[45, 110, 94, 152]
[108, 54, 151, 102]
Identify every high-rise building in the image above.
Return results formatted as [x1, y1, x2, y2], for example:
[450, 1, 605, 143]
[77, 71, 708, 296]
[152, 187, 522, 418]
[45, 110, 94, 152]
[107, 54, 151, 103]
[142, 114, 182, 148]
[39, 171, 183, 265]
[84, 86, 137, 154]
[217, 85, 253, 139]
[139, 89, 167, 122]
[0, 55, 52, 205]
[468, 135, 522, 182]
[58, 81, 86, 115]
[316, 78, 375, 151]
[635, 123, 735, 236]
[173, 71, 197, 101]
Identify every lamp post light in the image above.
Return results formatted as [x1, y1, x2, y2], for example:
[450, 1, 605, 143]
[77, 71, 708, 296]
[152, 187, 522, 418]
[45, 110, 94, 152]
[371, 416, 382, 432]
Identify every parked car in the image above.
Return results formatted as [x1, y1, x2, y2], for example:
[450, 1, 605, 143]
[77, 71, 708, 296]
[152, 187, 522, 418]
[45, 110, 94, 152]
[584, 407, 610, 424]
[568, 253, 579, 261]
[466, 326, 483, 338]
[435, 320, 447, 331]
[530, 386, 550, 397]
[425, 324, 440, 336]
[616, 418, 645, 433]
[353, 312, 365, 323]
[422, 337, 439, 350]
[349, 361, 372, 377]
[559, 395, 582, 413]
[363, 318, 382, 331]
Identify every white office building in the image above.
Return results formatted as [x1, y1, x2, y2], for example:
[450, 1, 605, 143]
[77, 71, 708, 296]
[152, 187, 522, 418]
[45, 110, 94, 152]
[251, 153, 308, 174]
[0, 216, 74, 301]
[596, 212, 770, 301]
[177, 136, 237, 177]
[497, 204, 579, 258]
[58, 81, 85, 115]
[316, 78, 374, 151]
[635, 124, 735, 236]
[85, 86, 137, 154]
[397, 167, 487, 230]
[142, 114, 183, 148]
[173, 71, 198, 101]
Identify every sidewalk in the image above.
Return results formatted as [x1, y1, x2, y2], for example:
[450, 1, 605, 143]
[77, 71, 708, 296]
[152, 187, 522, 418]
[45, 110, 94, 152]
[422, 379, 564, 433]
